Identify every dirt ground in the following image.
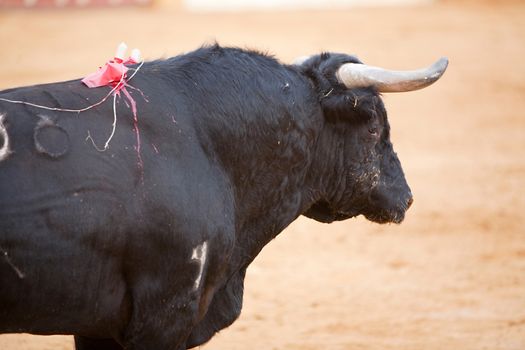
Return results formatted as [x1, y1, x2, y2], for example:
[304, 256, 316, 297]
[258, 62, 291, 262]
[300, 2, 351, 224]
[0, 1, 524, 349]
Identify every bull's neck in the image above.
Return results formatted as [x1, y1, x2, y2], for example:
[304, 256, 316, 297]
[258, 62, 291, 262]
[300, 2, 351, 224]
[230, 151, 313, 265]
[303, 122, 348, 205]
[209, 129, 320, 267]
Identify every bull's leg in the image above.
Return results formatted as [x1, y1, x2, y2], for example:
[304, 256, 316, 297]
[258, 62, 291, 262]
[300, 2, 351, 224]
[121, 259, 222, 350]
[121, 235, 233, 350]
[186, 268, 247, 348]
[122, 298, 198, 350]
[74, 336, 123, 350]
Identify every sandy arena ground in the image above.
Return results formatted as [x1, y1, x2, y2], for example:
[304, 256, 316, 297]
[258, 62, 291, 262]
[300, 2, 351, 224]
[0, 1, 524, 349]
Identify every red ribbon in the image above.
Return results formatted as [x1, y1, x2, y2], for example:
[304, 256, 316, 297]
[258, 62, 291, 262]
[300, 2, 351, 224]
[81, 56, 138, 89]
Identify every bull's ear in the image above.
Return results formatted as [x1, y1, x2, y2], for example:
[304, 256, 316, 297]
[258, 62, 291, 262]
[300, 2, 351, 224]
[296, 53, 361, 91]
[297, 53, 379, 122]
[320, 87, 382, 123]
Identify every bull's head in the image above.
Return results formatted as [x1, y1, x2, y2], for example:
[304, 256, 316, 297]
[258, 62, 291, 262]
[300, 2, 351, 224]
[298, 53, 448, 224]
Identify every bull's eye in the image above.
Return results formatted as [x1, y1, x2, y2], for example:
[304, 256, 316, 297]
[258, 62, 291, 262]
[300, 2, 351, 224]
[368, 127, 379, 137]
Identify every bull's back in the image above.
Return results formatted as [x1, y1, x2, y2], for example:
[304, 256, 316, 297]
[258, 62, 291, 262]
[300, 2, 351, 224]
[0, 58, 235, 336]
[0, 82, 147, 334]
[0, 45, 315, 338]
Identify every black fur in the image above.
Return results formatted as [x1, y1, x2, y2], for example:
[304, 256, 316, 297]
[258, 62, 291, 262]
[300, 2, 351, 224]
[0, 44, 412, 349]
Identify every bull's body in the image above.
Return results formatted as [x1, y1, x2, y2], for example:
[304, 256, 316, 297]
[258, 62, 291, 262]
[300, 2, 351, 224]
[0, 45, 416, 349]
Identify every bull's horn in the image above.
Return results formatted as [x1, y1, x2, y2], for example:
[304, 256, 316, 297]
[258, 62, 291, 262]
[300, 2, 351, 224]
[336, 57, 449, 92]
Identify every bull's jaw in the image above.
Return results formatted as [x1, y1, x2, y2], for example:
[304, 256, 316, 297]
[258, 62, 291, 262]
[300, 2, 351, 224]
[363, 209, 406, 224]
[362, 195, 413, 224]
[303, 198, 363, 223]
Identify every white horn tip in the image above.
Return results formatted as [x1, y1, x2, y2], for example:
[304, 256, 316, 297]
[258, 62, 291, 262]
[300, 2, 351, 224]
[431, 57, 449, 76]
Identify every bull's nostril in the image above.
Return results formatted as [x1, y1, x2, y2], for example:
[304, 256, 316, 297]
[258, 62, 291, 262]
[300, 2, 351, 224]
[406, 197, 414, 209]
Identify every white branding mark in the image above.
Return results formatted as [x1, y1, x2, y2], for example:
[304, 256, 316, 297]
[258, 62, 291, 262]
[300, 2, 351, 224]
[191, 241, 208, 291]
[0, 114, 10, 161]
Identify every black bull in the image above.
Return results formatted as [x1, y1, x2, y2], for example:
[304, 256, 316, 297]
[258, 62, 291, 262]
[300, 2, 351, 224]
[0, 45, 415, 349]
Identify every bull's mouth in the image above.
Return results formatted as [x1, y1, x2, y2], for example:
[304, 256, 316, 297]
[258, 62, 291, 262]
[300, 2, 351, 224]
[303, 200, 358, 223]
[304, 197, 412, 225]
[362, 196, 413, 224]
[363, 209, 406, 224]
